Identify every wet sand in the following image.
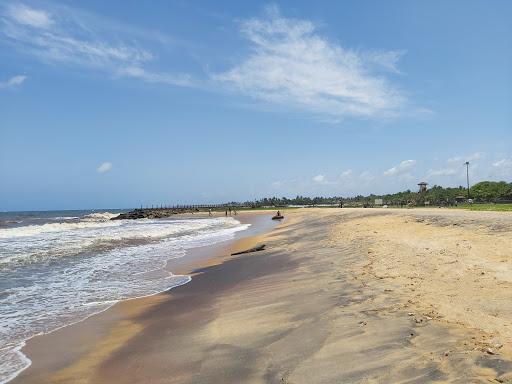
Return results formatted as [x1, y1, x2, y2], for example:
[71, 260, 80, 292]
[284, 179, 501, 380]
[13, 208, 512, 383]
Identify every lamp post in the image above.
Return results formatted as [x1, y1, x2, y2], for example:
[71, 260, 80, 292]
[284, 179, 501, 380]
[464, 161, 470, 200]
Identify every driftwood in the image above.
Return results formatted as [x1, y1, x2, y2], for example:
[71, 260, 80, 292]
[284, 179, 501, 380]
[231, 244, 266, 256]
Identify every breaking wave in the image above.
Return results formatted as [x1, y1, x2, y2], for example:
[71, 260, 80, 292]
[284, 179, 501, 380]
[0, 214, 249, 383]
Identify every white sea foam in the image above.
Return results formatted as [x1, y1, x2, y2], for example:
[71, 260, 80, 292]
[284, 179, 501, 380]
[81, 212, 118, 221]
[0, 215, 249, 383]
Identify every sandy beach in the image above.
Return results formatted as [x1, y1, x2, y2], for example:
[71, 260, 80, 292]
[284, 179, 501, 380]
[12, 208, 512, 384]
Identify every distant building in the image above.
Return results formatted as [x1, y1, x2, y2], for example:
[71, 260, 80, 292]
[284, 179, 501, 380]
[375, 198, 383, 206]
[418, 182, 428, 193]
[455, 195, 466, 203]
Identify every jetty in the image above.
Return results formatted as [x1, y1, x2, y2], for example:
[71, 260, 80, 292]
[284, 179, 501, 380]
[111, 205, 243, 220]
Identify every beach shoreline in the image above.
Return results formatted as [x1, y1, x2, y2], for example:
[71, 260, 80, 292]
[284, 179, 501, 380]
[9, 210, 277, 384]
[12, 208, 512, 383]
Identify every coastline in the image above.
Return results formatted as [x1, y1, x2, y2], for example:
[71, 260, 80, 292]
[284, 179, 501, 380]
[10, 210, 276, 384]
[12, 208, 512, 383]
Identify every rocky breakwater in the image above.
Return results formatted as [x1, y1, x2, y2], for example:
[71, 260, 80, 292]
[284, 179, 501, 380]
[111, 208, 199, 220]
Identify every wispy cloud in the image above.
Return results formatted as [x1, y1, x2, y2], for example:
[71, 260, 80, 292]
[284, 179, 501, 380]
[2, 3, 150, 67]
[359, 171, 375, 182]
[423, 151, 503, 184]
[363, 50, 405, 74]
[491, 158, 512, 179]
[2, 2, 410, 116]
[0, 74, 26, 89]
[447, 152, 485, 164]
[119, 66, 195, 87]
[271, 152, 508, 196]
[425, 167, 457, 177]
[493, 158, 512, 168]
[7, 3, 53, 28]
[97, 162, 112, 173]
[0, 3, 191, 86]
[214, 5, 405, 120]
[383, 159, 416, 177]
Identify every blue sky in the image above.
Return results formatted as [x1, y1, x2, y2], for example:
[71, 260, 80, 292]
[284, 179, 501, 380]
[0, 0, 511, 210]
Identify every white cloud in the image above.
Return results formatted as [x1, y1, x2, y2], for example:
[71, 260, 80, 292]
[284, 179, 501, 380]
[383, 159, 416, 176]
[97, 162, 112, 173]
[270, 177, 302, 190]
[425, 167, 457, 177]
[119, 66, 195, 87]
[0, 75, 26, 89]
[363, 50, 405, 74]
[313, 174, 325, 183]
[359, 171, 375, 182]
[214, 5, 405, 120]
[492, 158, 512, 168]
[1, 3, 190, 87]
[275, 154, 508, 196]
[2, 4, 152, 67]
[7, 3, 53, 29]
[491, 158, 512, 179]
[447, 152, 485, 163]
[419, 152, 491, 183]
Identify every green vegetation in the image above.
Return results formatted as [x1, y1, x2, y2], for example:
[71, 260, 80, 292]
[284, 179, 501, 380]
[469, 181, 512, 201]
[237, 181, 512, 208]
[455, 203, 512, 212]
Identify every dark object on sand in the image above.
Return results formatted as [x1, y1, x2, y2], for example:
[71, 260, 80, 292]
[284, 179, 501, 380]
[231, 244, 266, 256]
[272, 215, 284, 220]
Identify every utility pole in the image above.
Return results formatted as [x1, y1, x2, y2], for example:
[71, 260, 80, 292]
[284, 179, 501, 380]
[464, 161, 470, 200]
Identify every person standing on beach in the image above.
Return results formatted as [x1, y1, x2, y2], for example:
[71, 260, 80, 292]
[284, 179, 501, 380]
[225, 210, 228, 217]
[208, 208, 212, 217]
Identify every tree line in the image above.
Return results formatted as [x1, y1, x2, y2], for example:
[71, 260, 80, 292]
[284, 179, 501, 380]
[237, 181, 512, 207]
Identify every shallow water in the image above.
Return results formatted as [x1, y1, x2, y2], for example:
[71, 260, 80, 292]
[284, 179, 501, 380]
[0, 210, 249, 383]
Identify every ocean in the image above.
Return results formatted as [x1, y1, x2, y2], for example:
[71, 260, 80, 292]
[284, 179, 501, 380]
[0, 209, 250, 383]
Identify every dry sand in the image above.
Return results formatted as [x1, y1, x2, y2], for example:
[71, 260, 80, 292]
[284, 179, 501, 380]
[12, 208, 512, 384]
